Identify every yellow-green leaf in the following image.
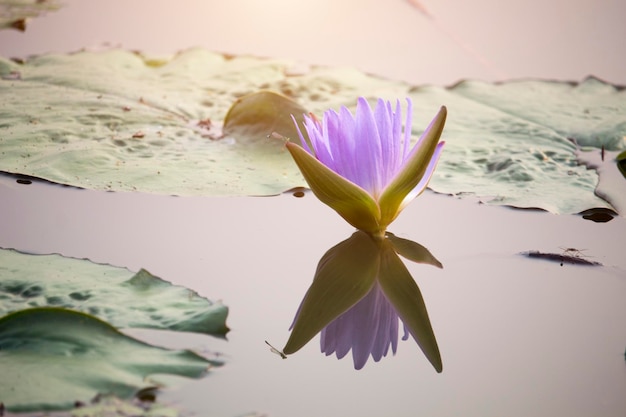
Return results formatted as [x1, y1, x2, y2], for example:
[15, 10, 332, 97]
[378, 106, 447, 227]
[223, 90, 308, 145]
[286, 142, 382, 233]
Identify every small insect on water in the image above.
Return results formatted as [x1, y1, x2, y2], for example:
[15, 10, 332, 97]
[267, 131, 286, 141]
[265, 340, 287, 359]
[523, 247, 601, 267]
[559, 247, 587, 259]
[557, 247, 597, 266]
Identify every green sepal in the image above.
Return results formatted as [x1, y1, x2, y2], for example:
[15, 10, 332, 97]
[283, 231, 380, 355]
[286, 142, 382, 233]
[377, 240, 442, 372]
[378, 106, 447, 227]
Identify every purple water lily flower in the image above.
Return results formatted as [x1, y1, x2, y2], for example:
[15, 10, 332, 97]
[287, 98, 446, 237]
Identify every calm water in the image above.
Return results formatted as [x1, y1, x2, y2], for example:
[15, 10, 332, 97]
[1, 174, 625, 417]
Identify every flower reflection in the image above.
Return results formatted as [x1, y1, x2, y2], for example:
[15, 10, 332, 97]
[286, 98, 446, 237]
[320, 283, 402, 370]
[282, 231, 443, 371]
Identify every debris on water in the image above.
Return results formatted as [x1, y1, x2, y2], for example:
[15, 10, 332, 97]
[283, 186, 309, 198]
[521, 250, 602, 266]
[579, 207, 616, 223]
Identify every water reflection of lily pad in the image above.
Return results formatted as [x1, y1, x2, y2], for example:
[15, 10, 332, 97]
[0, 308, 218, 412]
[0, 248, 229, 337]
[0, 49, 624, 214]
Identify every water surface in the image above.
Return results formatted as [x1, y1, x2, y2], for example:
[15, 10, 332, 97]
[1, 175, 624, 417]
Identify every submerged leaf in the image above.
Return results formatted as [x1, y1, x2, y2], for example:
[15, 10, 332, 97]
[0, 249, 229, 337]
[0, 308, 218, 412]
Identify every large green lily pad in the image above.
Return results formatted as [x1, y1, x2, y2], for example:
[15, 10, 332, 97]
[0, 248, 229, 336]
[0, 48, 624, 213]
[0, 307, 219, 412]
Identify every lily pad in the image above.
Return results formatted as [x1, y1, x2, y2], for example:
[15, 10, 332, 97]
[0, 248, 229, 337]
[0, 48, 624, 214]
[426, 78, 626, 213]
[0, 307, 219, 412]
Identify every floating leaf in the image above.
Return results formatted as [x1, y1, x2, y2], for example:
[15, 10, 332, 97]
[0, 308, 218, 412]
[427, 77, 626, 214]
[575, 147, 626, 215]
[223, 90, 308, 143]
[0, 248, 229, 337]
[0, 49, 306, 196]
[0, 49, 624, 214]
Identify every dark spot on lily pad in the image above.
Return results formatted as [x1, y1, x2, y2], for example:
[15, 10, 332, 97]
[46, 296, 66, 305]
[69, 291, 91, 301]
[21, 285, 43, 298]
[2, 282, 27, 295]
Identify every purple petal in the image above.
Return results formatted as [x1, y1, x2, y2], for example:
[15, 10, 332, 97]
[291, 114, 312, 154]
[373, 99, 395, 188]
[353, 98, 382, 195]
